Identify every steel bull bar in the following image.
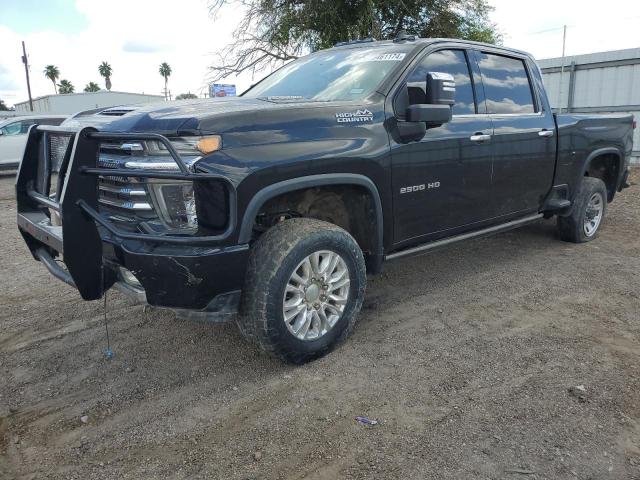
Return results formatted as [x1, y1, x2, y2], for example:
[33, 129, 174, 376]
[16, 125, 237, 301]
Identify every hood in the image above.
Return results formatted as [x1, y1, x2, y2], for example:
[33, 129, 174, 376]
[62, 97, 333, 135]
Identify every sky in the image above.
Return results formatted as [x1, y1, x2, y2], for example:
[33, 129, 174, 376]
[1, 0, 639, 108]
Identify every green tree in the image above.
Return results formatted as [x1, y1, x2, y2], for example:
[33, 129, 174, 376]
[159, 62, 172, 100]
[176, 92, 198, 100]
[98, 61, 113, 90]
[58, 79, 74, 94]
[84, 82, 101, 92]
[0, 99, 9, 111]
[43, 65, 60, 94]
[208, 0, 501, 80]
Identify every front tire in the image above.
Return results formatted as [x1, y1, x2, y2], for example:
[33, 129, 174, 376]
[557, 176, 607, 243]
[237, 218, 366, 364]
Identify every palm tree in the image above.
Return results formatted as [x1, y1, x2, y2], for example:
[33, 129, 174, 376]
[58, 79, 74, 94]
[159, 62, 172, 100]
[84, 82, 100, 92]
[98, 62, 113, 91]
[43, 65, 60, 94]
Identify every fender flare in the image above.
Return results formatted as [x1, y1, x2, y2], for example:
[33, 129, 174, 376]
[578, 147, 623, 200]
[237, 173, 385, 262]
[580, 147, 622, 178]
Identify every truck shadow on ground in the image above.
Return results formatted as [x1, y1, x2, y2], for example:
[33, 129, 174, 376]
[124, 217, 562, 369]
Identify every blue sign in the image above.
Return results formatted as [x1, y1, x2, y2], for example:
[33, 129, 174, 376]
[210, 84, 237, 98]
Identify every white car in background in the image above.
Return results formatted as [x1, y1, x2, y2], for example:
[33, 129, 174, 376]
[0, 115, 67, 171]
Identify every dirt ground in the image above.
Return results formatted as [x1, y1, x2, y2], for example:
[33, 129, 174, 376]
[1, 170, 639, 480]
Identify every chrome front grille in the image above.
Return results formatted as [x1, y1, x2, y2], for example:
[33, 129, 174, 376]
[98, 177, 153, 211]
[97, 144, 159, 228]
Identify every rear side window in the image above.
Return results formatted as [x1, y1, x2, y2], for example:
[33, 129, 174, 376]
[39, 118, 64, 126]
[19, 120, 36, 133]
[476, 53, 535, 114]
[406, 49, 476, 115]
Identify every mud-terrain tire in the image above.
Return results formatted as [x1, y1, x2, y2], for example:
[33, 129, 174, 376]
[557, 176, 607, 243]
[237, 218, 366, 364]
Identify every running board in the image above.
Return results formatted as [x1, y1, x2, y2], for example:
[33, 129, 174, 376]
[385, 214, 544, 261]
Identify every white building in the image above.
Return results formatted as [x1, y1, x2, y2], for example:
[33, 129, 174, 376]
[14, 91, 164, 115]
[539, 48, 640, 164]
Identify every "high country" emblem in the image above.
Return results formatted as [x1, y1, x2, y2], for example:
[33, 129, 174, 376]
[335, 109, 374, 123]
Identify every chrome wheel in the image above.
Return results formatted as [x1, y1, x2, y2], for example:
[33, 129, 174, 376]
[282, 250, 350, 341]
[583, 192, 604, 237]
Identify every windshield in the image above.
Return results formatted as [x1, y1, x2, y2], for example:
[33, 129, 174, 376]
[244, 46, 412, 102]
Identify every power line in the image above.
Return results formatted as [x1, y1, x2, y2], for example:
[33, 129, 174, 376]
[525, 15, 640, 36]
[527, 25, 567, 35]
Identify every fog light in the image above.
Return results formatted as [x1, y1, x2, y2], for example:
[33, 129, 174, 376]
[119, 267, 142, 287]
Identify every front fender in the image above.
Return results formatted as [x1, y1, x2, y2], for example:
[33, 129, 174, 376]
[237, 173, 384, 267]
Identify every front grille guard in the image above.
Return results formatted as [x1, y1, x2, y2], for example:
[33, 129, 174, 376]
[16, 125, 237, 300]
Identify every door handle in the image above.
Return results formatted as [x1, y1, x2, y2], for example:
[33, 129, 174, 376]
[469, 133, 492, 142]
[538, 129, 554, 137]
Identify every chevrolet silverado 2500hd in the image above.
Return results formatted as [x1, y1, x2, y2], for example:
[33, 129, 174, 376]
[17, 36, 634, 363]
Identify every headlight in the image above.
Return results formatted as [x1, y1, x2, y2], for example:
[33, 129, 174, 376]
[148, 181, 198, 230]
[122, 135, 222, 170]
[145, 135, 222, 156]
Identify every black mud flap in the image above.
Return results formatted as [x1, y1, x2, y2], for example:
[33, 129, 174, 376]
[16, 126, 105, 300]
[619, 168, 631, 190]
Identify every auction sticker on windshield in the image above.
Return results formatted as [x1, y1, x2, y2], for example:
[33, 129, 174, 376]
[373, 53, 406, 61]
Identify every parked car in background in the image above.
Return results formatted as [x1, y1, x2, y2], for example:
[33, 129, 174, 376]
[0, 115, 67, 170]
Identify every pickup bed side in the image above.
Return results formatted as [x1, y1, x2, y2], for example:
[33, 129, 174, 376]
[554, 113, 634, 205]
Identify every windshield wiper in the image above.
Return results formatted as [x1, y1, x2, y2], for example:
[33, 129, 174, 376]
[259, 95, 307, 103]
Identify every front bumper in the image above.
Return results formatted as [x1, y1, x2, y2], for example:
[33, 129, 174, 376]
[103, 237, 249, 311]
[16, 125, 246, 316]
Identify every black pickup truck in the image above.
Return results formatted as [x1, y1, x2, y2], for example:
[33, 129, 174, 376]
[17, 37, 634, 363]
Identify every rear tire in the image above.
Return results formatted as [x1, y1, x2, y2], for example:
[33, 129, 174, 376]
[237, 218, 366, 364]
[557, 177, 607, 243]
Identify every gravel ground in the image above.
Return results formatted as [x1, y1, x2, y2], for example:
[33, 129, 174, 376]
[1, 170, 639, 480]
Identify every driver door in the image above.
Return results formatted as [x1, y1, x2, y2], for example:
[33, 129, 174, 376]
[389, 48, 494, 246]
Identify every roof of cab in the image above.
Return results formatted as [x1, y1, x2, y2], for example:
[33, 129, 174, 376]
[330, 37, 534, 59]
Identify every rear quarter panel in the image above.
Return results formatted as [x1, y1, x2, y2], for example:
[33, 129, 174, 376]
[554, 113, 634, 199]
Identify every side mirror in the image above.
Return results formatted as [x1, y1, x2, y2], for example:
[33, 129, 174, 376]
[403, 72, 455, 127]
[0, 130, 4, 136]
[406, 104, 452, 124]
[426, 72, 455, 106]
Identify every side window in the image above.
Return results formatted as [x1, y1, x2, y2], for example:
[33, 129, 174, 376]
[19, 120, 36, 134]
[1, 122, 22, 136]
[38, 118, 64, 126]
[476, 52, 535, 114]
[406, 49, 476, 115]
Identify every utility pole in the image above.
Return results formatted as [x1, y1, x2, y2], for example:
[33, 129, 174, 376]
[557, 25, 567, 114]
[21, 41, 34, 112]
